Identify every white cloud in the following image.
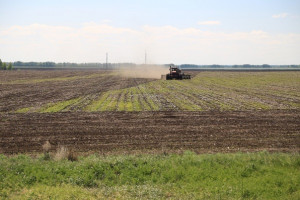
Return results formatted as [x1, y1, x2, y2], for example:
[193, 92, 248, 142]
[198, 21, 221, 25]
[0, 23, 299, 64]
[272, 13, 289, 18]
[101, 19, 112, 24]
[81, 22, 138, 35]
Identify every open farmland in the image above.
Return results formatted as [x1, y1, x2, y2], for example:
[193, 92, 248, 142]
[0, 70, 299, 154]
[0, 70, 299, 113]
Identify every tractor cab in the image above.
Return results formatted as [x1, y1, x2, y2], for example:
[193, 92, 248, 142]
[165, 65, 191, 80]
[170, 67, 182, 75]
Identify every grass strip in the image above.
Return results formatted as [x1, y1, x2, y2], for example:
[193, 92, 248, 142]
[0, 152, 299, 199]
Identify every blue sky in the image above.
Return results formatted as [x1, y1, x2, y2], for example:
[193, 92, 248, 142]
[0, 0, 299, 64]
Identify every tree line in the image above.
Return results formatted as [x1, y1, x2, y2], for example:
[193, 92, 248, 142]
[2, 60, 300, 69]
[11, 61, 138, 69]
[180, 64, 300, 69]
[13, 61, 55, 67]
[0, 59, 13, 70]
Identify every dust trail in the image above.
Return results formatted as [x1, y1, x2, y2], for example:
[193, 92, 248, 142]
[117, 64, 169, 79]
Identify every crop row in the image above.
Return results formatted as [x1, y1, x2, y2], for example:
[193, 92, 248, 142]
[14, 72, 300, 112]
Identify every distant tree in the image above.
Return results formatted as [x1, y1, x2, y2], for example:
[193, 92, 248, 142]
[2, 62, 7, 70]
[262, 64, 271, 68]
[243, 64, 251, 68]
[0, 59, 2, 70]
[8, 63, 13, 70]
[211, 64, 222, 68]
[13, 61, 23, 66]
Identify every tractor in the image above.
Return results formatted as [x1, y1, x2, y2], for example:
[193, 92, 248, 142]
[162, 65, 191, 80]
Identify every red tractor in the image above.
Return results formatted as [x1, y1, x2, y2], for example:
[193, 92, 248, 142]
[165, 65, 191, 80]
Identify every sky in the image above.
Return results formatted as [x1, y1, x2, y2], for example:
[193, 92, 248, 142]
[0, 0, 300, 64]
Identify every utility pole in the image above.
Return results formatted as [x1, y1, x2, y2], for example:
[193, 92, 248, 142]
[145, 50, 147, 65]
[106, 52, 108, 69]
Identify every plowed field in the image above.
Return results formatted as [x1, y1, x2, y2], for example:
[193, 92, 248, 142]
[0, 110, 299, 154]
[0, 70, 299, 154]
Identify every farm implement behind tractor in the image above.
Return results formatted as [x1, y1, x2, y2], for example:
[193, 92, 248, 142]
[162, 65, 191, 80]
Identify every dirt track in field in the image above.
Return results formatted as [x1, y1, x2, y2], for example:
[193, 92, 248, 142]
[0, 110, 299, 154]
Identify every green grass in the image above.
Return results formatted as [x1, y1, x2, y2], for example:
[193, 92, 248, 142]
[85, 93, 110, 112]
[39, 97, 83, 113]
[0, 152, 299, 199]
[15, 107, 33, 113]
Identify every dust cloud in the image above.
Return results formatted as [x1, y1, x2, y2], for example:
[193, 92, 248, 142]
[117, 65, 169, 79]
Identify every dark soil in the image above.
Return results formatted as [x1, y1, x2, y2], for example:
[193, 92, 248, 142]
[0, 110, 299, 154]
